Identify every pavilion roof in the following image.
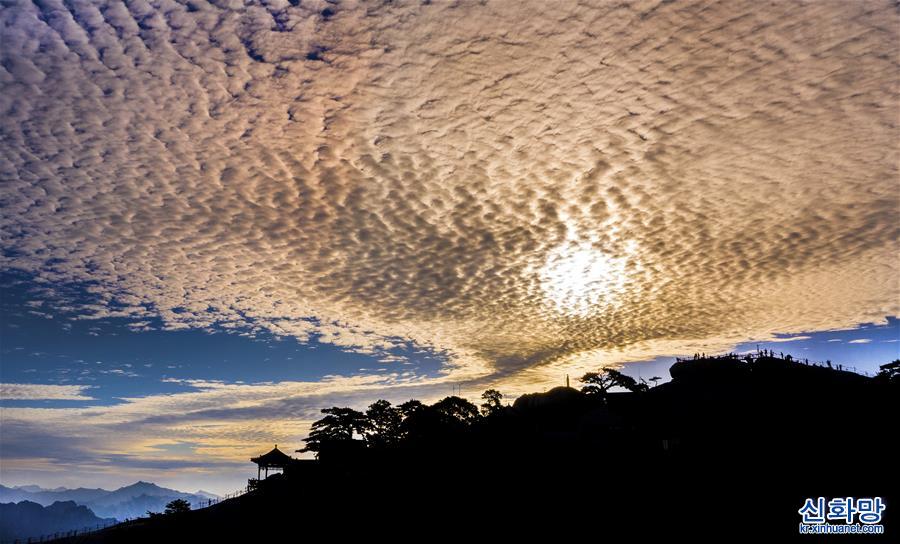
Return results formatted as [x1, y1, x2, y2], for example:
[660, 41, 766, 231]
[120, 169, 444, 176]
[250, 445, 294, 468]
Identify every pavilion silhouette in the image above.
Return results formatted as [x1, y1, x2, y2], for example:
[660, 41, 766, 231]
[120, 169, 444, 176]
[248, 445, 293, 490]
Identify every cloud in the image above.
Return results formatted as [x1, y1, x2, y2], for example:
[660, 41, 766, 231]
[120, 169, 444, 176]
[848, 339, 873, 344]
[0, 383, 95, 401]
[1, 0, 897, 385]
[766, 336, 812, 343]
[0, 0, 898, 489]
[0, 372, 466, 490]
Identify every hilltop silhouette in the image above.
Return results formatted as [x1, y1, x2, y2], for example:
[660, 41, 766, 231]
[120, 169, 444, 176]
[44, 353, 897, 541]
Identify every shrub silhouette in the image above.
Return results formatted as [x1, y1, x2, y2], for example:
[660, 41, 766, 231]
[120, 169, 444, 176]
[164, 499, 190, 515]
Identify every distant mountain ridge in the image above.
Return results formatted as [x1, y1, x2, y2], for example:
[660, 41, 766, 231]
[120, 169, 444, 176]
[0, 500, 116, 541]
[0, 481, 218, 521]
[192, 490, 220, 501]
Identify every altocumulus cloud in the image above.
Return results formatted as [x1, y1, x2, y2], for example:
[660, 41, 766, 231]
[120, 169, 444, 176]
[1, 1, 898, 387]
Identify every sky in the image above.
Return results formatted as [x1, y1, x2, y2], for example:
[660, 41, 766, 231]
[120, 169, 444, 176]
[1, 0, 898, 495]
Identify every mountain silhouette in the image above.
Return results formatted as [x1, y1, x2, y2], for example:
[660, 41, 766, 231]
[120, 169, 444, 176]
[190, 490, 220, 501]
[0, 481, 216, 523]
[0, 501, 115, 541]
[0, 485, 109, 505]
[36, 354, 899, 541]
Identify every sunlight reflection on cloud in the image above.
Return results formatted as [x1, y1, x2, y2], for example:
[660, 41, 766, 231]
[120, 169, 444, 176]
[538, 240, 632, 317]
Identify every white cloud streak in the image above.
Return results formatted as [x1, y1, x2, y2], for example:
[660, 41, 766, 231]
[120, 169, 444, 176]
[0, 383, 95, 401]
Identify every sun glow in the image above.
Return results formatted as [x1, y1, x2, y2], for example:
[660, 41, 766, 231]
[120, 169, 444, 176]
[539, 240, 632, 317]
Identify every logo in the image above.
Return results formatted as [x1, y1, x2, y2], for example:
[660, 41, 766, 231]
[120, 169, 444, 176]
[798, 497, 885, 535]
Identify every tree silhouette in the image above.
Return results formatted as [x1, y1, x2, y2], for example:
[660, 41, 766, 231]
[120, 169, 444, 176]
[397, 396, 480, 442]
[580, 370, 616, 395]
[480, 389, 503, 416]
[302, 407, 369, 454]
[432, 396, 480, 425]
[877, 359, 899, 383]
[397, 399, 425, 418]
[164, 499, 190, 515]
[365, 400, 402, 447]
[581, 368, 646, 395]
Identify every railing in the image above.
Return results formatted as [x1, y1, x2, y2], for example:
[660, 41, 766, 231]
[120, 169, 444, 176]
[1, 486, 253, 544]
[193, 485, 250, 510]
[674, 351, 876, 377]
[1, 519, 119, 544]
